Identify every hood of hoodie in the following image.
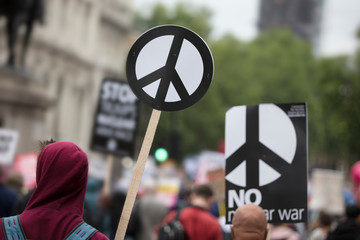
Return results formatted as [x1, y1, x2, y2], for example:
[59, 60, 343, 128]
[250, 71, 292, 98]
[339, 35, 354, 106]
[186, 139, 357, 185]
[8, 142, 89, 240]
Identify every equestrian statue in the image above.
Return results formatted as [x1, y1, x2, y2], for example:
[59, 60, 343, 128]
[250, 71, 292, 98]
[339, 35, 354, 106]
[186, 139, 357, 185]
[0, 0, 45, 68]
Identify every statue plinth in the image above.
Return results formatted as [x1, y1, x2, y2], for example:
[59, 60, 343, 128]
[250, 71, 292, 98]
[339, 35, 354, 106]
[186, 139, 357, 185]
[0, 67, 53, 154]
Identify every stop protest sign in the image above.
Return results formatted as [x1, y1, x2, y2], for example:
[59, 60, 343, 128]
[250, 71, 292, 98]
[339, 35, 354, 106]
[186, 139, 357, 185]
[90, 78, 139, 157]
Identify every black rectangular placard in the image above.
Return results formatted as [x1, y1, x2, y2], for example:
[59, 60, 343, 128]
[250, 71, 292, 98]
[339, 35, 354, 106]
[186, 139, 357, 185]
[225, 103, 308, 224]
[90, 78, 139, 157]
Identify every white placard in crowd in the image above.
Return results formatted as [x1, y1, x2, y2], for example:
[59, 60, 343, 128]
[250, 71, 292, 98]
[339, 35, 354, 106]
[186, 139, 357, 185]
[310, 168, 345, 215]
[0, 128, 19, 165]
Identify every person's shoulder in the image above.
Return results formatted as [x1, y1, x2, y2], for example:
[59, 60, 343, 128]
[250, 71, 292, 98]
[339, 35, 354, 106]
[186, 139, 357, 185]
[182, 206, 218, 221]
[90, 231, 109, 240]
[182, 205, 206, 212]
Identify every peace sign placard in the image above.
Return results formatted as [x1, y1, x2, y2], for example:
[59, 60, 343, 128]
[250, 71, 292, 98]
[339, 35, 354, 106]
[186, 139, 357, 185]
[126, 25, 214, 111]
[115, 25, 214, 240]
[225, 103, 308, 224]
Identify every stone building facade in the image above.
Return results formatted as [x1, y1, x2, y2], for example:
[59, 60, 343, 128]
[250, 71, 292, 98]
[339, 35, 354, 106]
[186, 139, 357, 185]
[0, 0, 135, 159]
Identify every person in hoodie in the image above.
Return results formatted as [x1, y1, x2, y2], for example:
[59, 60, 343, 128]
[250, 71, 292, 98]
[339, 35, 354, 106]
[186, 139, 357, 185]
[0, 141, 109, 240]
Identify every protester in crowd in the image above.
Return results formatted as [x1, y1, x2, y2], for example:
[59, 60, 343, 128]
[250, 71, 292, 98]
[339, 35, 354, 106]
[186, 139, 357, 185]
[98, 186, 127, 239]
[160, 184, 223, 240]
[308, 211, 333, 240]
[0, 141, 109, 240]
[126, 179, 168, 240]
[230, 204, 268, 240]
[176, 182, 192, 208]
[5, 170, 24, 198]
[326, 204, 360, 240]
[11, 188, 35, 215]
[269, 223, 300, 240]
[0, 164, 17, 218]
[84, 177, 108, 232]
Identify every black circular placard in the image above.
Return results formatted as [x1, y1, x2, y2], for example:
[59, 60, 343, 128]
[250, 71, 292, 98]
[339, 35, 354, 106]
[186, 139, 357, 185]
[126, 25, 214, 111]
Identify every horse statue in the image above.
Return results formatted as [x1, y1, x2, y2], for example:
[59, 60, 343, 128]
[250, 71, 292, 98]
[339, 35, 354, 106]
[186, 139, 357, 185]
[0, 0, 45, 68]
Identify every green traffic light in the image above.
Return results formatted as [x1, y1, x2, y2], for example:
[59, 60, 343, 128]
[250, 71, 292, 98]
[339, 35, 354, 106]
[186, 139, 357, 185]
[155, 148, 168, 162]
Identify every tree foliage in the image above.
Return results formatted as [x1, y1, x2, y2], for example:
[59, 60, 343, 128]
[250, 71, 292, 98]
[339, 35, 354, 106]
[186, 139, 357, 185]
[134, 2, 213, 40]
[313, 53, 360, 164]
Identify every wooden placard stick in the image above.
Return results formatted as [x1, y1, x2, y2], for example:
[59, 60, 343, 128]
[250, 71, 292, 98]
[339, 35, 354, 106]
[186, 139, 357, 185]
[103, 154, 114, 196]
[114, 109, 161, 240]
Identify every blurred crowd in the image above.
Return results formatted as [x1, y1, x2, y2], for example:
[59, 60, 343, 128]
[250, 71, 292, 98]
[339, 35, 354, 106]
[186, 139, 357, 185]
[1, 157, 360, 240]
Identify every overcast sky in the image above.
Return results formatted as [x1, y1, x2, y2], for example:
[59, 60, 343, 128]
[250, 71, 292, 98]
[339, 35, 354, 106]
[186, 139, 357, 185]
[134, 0, 360, 57]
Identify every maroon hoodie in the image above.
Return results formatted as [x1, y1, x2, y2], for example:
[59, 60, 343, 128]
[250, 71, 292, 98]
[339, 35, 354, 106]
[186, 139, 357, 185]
[0, 142, 108, 240]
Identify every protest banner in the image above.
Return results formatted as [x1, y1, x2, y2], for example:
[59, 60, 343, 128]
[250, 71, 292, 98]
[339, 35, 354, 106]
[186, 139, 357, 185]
[225, 103, 308, 223]
[0, 128, 19, 165]
[310, 168, 344, 215]
[90, 78, 139, 157]
[14, 153, 37, 189]
[194, 150, 225, 184]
